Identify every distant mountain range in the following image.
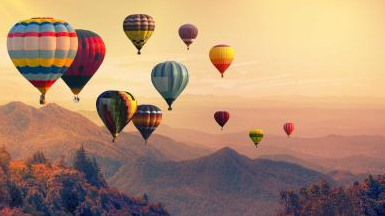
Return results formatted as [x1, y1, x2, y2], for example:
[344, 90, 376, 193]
[0, 102, 375, 216]
[109, 147, 333, 216]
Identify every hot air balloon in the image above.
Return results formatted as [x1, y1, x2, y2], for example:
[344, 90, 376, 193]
[249, 129, 264, 148]
[178, 24, 198, 50]
[132, 105, 162, 143]
[209, 44, 234, 78]
[283, 122, 295, 137]
[96, 91, 137, 142]
[62, 29, 106, 102]
[214, 111, 230, 130]
[151, 61, 189, 111]
[123, 14, 155, 55]
[7, 17, 78, 104]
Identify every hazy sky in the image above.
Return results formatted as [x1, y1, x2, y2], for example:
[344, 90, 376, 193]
[0, 0, 385, 110]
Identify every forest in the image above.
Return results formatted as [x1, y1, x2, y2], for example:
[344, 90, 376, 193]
[0, 145, 169, 216]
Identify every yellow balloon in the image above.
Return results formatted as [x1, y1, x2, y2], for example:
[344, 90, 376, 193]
[249, 129, 264, 148]
[209, 44, 234, 78]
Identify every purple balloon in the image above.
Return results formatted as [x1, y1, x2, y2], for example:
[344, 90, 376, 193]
[178, 24, 198, 50]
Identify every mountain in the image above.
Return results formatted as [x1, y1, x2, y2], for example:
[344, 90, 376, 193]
[149, 126, 385, 175]
[109, 147, 333, 216]
[327, 170, 368, 187]
[0, 102, 209, 178]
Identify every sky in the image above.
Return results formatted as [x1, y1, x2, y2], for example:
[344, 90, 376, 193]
[0, 0, 385, 111]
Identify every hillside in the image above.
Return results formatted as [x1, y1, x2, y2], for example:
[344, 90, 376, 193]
[0, 153, 169, 215]
[278, 173, 385, 216]
[0, 102, 209, 178]
[109, 147, 333, 216]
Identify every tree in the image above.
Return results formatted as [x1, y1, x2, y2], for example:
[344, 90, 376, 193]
[29, 151, 48, 164]
[0, 145, 11, 175]
[73, 145, 106, 188]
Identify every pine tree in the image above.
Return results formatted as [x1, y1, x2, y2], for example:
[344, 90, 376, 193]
[73, 146, 106, 188]
[0, 145, 11, 175]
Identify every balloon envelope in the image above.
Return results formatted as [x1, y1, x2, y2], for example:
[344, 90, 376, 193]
[249, 129, 264, 148]
[209, 44, 234, 78]
[283, 122, 295, 137]
[132, 105, 162, 143]
[214, 111, 230, 130]
[123, 14, 155, 55]
[7, 17, 78, 104]
[151, 61, 189, 110]
[96, 91, 137, 142]
[62, 29, 106, 102]
[178, 24, 198, 50]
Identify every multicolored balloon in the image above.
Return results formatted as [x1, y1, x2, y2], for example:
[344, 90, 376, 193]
[7, 17, 78, 104]
[123, 14, 155, 55]
[178, 24, 198, 50]
[214, 111, 230, 130]
[132, 105, 162, 143]
[96, 91, 137, 142]
[283, 122, 295, 137]
[62, 29, 106, 102]
[209, 44, 234, 78]
[151, 61, 189, 111]
[249, 129, 264, 148]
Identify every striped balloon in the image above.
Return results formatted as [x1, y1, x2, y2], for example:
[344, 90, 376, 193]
[7, 17, 78, 104]
[132, 105, 162, 143]
[178, 24, 198, 50]
[62, 29, 106, 102]
[283, 122, 295, 137]
[209, 44, 234, 78]
[214, 111, 230, 130]
[249, 129, 264, 148]
[151, 61, 189, 111]
[123, 14, 155, 55]
[96, 91, 137, 142]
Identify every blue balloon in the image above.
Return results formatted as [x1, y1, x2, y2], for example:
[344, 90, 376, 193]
[151, 61, 189, 110]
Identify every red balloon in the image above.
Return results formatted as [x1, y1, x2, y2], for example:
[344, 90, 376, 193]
[283, 122, 295, 137]
[214, 111, 230, 130]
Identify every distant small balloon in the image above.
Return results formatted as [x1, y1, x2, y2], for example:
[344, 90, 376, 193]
[178, 24, 198, 50]
[249, 129, 264, 148]
[209, 44, 234, 78]
[214, 111, 230, 130]
[283, 122, 295, 137]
